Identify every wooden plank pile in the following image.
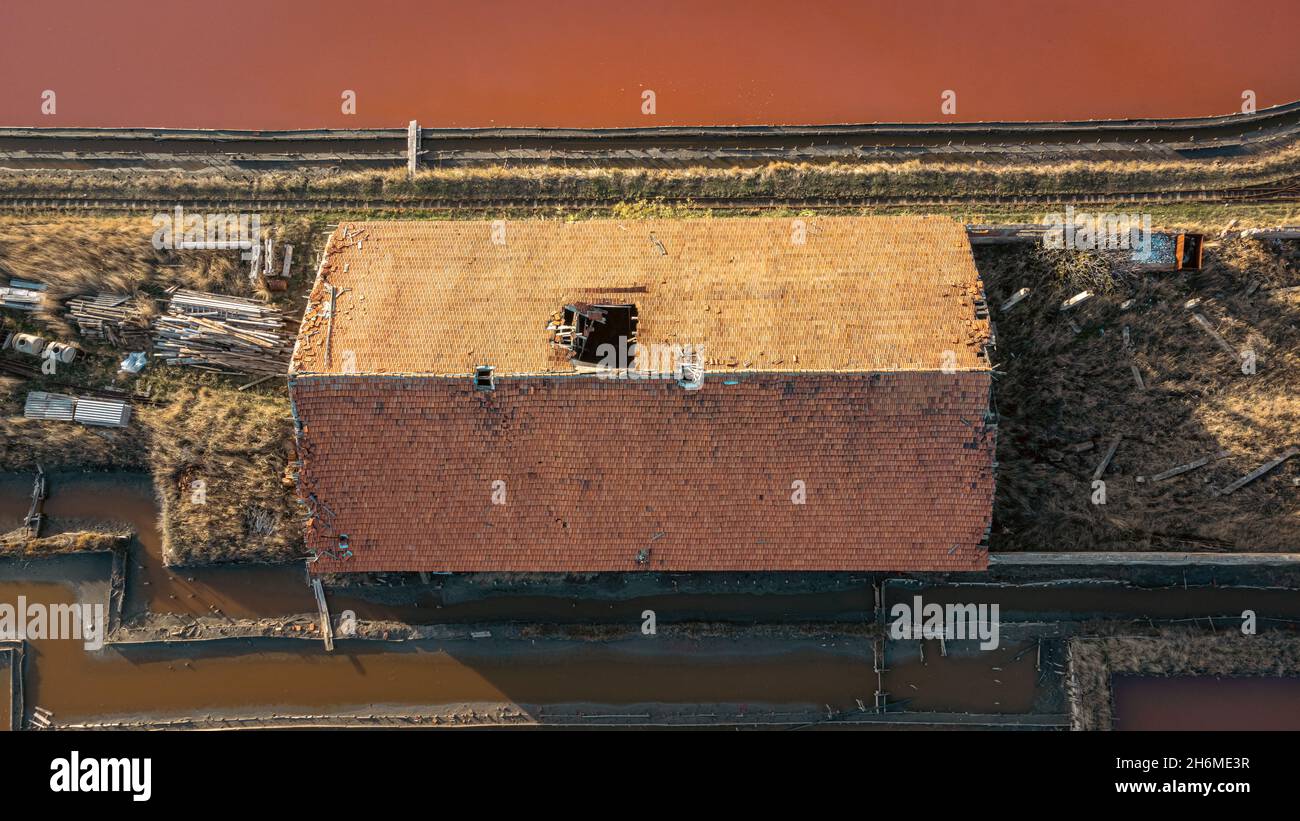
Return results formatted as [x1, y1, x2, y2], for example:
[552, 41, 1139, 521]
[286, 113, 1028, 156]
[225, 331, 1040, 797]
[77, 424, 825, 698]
[153, 289, 291, 374]
[66, 293, 152, 348]
[0, 279, 45, 312]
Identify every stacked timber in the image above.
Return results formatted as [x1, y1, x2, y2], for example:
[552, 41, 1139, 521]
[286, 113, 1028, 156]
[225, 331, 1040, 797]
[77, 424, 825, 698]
[153, 289, 290, 374]
[66, 293, 153, 348]
[0, 279, 45, 312]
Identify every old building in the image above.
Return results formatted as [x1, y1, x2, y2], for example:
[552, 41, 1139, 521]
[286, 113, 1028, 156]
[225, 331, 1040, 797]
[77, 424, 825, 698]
[289, 216, 995, 574]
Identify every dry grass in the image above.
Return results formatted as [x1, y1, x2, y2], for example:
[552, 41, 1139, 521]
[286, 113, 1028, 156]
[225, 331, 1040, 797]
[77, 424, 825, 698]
[0, 216, 321, 339]
[1, 138, 1299, 204]
[0, 218, 245, 325]
[0, 363, 147, 471]
[984, 237, 1300, 551]
[1068, 632, 1300, 730]
[140, 387, 304, 565]
[0, 529, 125, 557]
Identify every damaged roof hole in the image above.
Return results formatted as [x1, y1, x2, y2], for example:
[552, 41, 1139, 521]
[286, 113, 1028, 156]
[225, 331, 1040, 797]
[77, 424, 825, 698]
[547, 302, 638, 371]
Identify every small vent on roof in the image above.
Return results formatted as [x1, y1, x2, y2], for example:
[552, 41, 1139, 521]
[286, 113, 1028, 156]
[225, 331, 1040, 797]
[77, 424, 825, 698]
[676, 348, 704, 390]
[474, 365, 495, 390]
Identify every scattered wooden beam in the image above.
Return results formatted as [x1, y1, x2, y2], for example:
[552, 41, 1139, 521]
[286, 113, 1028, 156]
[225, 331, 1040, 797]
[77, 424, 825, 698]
[1138, 450, 1228, 483]
[999, 287, 1030, 313]
[1129, 363, 1145, 391]
[1092, 436, 1122, 481]
[1060, 291, 1093, 311]
[323, 284, 339, 369]
[1190, 313, 1237, 358]
[1215, 447, 1300, 496]
[237, 373, 279, 391]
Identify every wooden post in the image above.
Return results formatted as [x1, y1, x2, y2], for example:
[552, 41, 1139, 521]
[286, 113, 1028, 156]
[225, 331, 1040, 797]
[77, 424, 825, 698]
[249, 241, 262, 285]
[14, 644, 25, 730]
[23, 467, 45, 538]
[311, 578, 334, 652]
[407, 120, 420, 178]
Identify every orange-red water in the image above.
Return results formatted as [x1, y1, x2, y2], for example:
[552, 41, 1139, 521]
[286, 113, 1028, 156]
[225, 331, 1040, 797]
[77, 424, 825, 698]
[1, 0, 1298, 129]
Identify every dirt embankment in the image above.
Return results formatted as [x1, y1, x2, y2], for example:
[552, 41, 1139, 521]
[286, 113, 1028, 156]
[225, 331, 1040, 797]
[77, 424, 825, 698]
[982, 236, 1300, 553]
[144, 388, 304, 565]
[0, 529, 126, 558]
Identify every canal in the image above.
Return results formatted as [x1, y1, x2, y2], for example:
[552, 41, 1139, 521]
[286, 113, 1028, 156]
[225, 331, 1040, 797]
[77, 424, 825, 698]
[3, 472, 1296, 726]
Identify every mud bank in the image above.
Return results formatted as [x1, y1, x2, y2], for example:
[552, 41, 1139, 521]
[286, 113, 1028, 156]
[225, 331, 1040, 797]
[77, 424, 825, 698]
[58, 705, 1069, 731]
[109, 615, 875, 645]
[1066, 632, 1300, 730]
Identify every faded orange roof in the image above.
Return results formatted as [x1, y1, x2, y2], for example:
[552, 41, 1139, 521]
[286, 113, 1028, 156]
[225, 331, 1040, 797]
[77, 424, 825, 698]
[291, 216, 991, 376]
[295, 372, 995, 574]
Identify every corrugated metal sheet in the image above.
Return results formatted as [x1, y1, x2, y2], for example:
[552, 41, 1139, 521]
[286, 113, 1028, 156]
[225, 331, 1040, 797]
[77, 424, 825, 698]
[73, 398, 132, 427]
[23, 391, 76, 421]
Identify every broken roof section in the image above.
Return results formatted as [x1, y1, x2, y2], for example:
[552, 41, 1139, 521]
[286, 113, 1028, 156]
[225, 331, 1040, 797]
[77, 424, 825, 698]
[290, 216, 992, 377]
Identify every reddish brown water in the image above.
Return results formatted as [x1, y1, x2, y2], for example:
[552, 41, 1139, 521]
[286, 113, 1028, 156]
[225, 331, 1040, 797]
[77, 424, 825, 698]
[886, 584, 1300, 622]
[1112, 676, 1300, 730]
[11, 580, 883, 721]
[886, 640, 1040, 714]
[1, 1, 1298, 128]
[0, 473, 311, 619]
[9, 576, 1036, 723]
[3, 472, 1294, 724]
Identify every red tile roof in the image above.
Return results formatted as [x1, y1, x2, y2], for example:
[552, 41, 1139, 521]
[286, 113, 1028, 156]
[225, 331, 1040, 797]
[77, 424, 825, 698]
[295, 372, 994, 573]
